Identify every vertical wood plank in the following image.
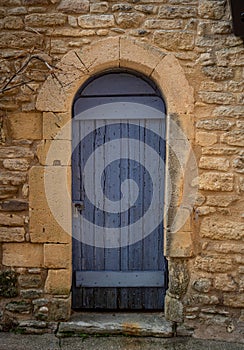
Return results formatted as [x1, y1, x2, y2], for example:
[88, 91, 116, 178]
[157, 118, 167, 309]
[104, 121, 120, 309]
[80, 120, 95, 308]
[93, 119, 107, 309]
[127, 120, 142, 309]
[119, 121, 129, 309]
[144, 119, 165, 309]
[72, 119, 82, 308]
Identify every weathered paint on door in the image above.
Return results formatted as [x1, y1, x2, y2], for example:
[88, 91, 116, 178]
[72, 72, 167, 309]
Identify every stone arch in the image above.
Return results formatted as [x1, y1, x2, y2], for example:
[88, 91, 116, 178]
[35, 36, 196, 322]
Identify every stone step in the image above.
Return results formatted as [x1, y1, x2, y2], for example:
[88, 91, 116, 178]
[57, 312, 174, 338]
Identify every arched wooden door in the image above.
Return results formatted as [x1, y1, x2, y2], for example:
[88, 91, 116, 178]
[72, 71, 167, 310]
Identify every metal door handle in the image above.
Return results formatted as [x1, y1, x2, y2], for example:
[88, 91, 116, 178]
[73, 200, 84, 211]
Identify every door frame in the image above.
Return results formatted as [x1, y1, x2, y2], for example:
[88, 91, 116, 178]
[71, 69, 168, 309]
[35, 37, 196, 322]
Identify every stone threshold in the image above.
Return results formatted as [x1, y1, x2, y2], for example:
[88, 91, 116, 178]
[57, 312, 174, 338]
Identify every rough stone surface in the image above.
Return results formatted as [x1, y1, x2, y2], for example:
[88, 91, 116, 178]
[239, 177, 244, 191]
[3, 159, 29, 171]
[22, 0, 48, 4]
[205, 195, 239, 207]
[4, 16, 24, 29]
[199, 157, 229, 171]
[198, 173, 234, 191]
[214, 275, 237, 292]
[17, 319, 50, 332]
[90, 3, 109, 14]
[0, 171, 26, 186]
[202, 147, 238, 156]
[6, 6, 27, 15]
[29, 166, 71, 244]
[49, 297, 71, 321]
[58, 312, 173, 337]
[0, 32, 43, 49]
[1, 332, 244, 350]
[196, 132, 217, 146]
[167, 231, 194, 257]
[236, 120, 244, 128]
[44, 244, 71, 268]
[194, 256, 233, 273]
[25, 14, 67, 27]
[233, 154, 244, 173]
[196, 119, 234, 131]
[20, 289, 43, 299]
[168, 260, 190, 297]
[192, 278, 211, 293]
[44, 269, 71, 295]
[195, 206, 216, 216]
[0, 146, 34, 159]
[203, 242, 244, 254]
[112, 4, 132, 12]
[200, 218, 244, 241]
[0, 186, 18, 200]
[165, 295, 183, 323]
[78, 15, 114, 28]
[7, 113, 42, 140]
[0, 227, 25, 242]
[221, 130, 244, 147]
[0, 213, 24, 226]
[145, 19, 183, 30]
[135, 5, 157, 15]
[198, 0, 226, 20]
[213, 106, 244, 118]
[153, 30, 194, 50]
[0, 199, 28, 211]
[202, 66, 234, 81]
[0, 270, 18, 298]
[2, 243, 43, 267]
[115, 12, 145, 29]
[18, 274, 42, 289]
[57, 0, 89, 14]
[199, 92, 235, 105]
[223, 294, 244, 308]
[159, 5, 197, 19]
[5, 301, 32, 314]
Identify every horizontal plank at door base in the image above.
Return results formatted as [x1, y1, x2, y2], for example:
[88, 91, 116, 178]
[75, 271, 165, 288]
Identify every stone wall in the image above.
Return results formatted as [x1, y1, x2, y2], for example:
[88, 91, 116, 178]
[0, 0, 243, 343]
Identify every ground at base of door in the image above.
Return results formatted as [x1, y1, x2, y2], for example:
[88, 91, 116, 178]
[0, 332, 244, 350]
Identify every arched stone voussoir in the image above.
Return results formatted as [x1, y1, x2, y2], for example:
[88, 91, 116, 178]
[36, 49, 93, 113]
[152, 54, 194, 115]
[36, 72, 69, 113]
[76, 36, 120, 75]
[55, 50, 90, 90]
[36, 37, 120, 112]
[120, 36, 165, 76]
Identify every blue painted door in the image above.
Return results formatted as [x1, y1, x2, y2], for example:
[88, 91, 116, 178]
[72, 72, 167, 309]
